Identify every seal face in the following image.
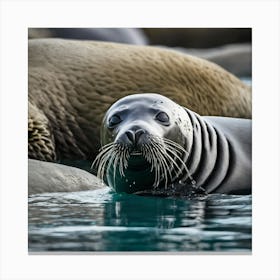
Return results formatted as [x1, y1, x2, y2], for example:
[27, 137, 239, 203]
[93, 93, 252, 195]
[93, 93, 194, 193]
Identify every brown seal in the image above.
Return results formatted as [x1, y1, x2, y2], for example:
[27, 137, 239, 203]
[28, 38, 251, 162]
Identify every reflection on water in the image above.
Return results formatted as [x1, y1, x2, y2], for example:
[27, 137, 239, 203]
[28, 188, 251, 252]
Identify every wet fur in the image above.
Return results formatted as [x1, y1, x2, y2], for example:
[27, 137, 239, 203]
[28, 39, 251, 161]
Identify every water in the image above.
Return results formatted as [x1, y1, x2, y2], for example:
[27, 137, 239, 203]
[28, 188, 251, 252]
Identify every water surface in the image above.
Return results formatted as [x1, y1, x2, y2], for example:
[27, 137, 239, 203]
[28, 188, 251, 252]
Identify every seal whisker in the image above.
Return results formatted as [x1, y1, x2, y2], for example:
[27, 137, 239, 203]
[151, 140, 181, 178]
[148, 140, 165, 187]
[118, 144, 129, 177]
[151, 136, 188, 161]
[149, 140, 173, 189]
[113, 149, 121, 186]
[144, 145, 157, 186]
[165, 146, 196, 186]
[161, 137, 194, 182]
[106, 147, 120, 182]
[124, 148, 130, 169]
[141, 144, 153, 170]
[99, 142, 115, 151]
[143, 145, 155, 172]
[150, 136, 196, 187]
[162, 138, 189, 152]
[94, 143, 120, 182]
[153, 147, 168, 188]
[143, 143, 160, 187]
[162, 148, 184, 178]
[96, 151, 111, 179]
[142, 144, 160, 186]
[119, 147, 124, 177]
[118, 150, 125, 177]
[150, 141, 177, 188]
[91, 142, 115, 170]
[98, 150, 115, 181]
[97, 154, 109, 181]
[162, 138, 190, 155]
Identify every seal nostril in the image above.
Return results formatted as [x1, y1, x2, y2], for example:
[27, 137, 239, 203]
[125, 130, 135, 144]
[135, 129, 145, 143]
[125, 129, 145, 145]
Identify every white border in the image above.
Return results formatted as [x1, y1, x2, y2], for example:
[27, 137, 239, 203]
[0, 0, 280, 280]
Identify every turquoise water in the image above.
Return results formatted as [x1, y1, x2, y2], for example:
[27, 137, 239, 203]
[28, 188, 251, 252]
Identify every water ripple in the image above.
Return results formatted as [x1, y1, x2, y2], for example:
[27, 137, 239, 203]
[29, 190, 252, 252]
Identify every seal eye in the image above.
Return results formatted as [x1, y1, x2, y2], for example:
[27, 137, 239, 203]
[108, 115, 122, 127]
[155, 112, 170, 125]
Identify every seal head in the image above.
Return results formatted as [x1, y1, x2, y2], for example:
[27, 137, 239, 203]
[94, 93, 194, 193]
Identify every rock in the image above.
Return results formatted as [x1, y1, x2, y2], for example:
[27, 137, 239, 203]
[28, 28, 148, 45]
[143, 28, 251, 48]
[172, 43, 252, 77]
[28, 159, 104, 195]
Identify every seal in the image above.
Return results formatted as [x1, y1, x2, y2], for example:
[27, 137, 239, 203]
[28, 39, 251, 162]
[93, 93, 251, 195]
[28, 159, 103, 195]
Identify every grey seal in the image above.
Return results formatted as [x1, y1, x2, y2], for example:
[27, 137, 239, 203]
[93, 93, 251, 195]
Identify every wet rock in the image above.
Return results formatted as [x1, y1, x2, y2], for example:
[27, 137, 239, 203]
[28, 159, 104, 195]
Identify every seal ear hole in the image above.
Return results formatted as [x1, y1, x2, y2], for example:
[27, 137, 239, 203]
[155, 112, 170, 126]
[108, 115, 122, 127]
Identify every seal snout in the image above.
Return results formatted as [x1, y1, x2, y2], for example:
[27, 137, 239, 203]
[125, 129, 145, 146]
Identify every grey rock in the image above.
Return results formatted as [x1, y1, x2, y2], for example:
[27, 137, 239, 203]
[28, 159, 104, 195]
[28, 28, 148, 45]
[171, 43, 252, 77]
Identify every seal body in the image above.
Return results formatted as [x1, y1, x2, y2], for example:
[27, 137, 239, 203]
[28, 39, 251, 162]
[28, 159, 103, 195]
[95, 93, 251, 195]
